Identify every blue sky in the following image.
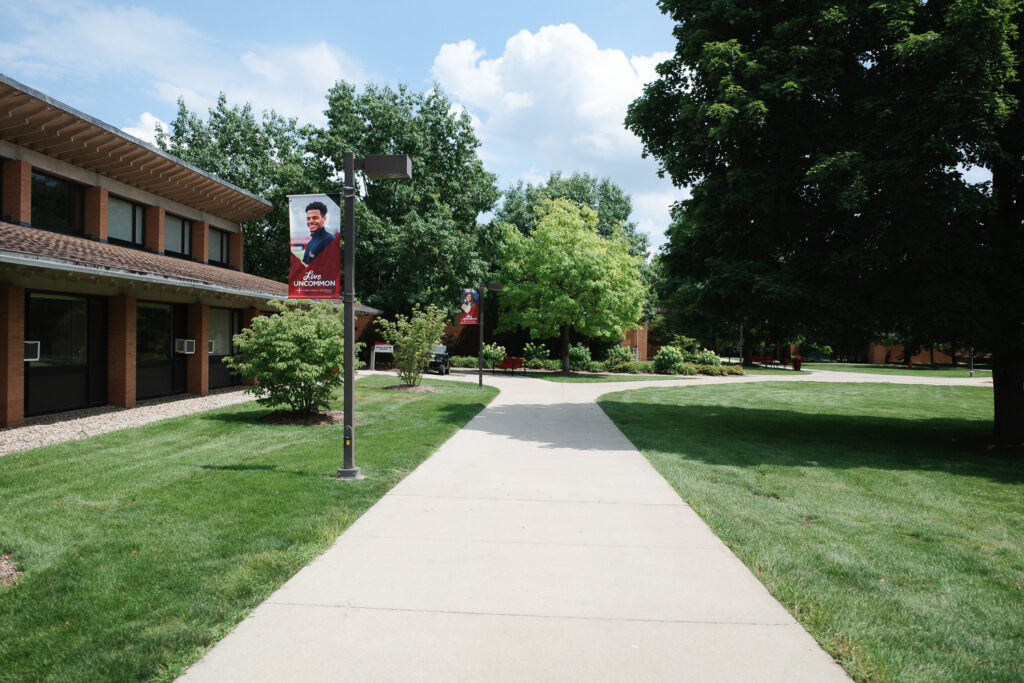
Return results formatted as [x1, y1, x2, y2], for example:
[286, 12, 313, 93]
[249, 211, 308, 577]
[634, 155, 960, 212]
[0, 0, 685, 251]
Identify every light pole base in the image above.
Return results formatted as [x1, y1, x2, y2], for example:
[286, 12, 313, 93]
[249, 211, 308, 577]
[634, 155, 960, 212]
[335, 467, 364, 480]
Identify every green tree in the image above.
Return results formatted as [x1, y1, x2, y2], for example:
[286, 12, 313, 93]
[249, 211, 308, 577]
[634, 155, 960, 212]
[495, 171, 649, 256]
[626, 0, 1023, 440]
[374, 304, 448, 387]
[155, 95, 320, 282]
[308, 82, 500, 316]
[498, 199, 646, 372]
[224, 300, 354, 415]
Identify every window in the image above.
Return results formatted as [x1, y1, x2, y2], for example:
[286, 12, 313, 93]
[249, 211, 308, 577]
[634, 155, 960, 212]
[107, 196, 145, 246]
[26, 293, 88, 367]
[31, 171, 84, 234]
[137, 302, 173, 362]
[165, 214, 192, 257]
[209, 307, 240, 356]
[208, 228, 229, 265]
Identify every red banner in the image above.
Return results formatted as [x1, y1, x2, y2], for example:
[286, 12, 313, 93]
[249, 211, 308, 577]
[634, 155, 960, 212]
[459, 288, 479, 325]
[288, 194, 341, 299]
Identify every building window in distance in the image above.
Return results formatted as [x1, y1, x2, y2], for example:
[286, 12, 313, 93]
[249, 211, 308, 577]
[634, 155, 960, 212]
[165, 214, 192, 257]
[208, 228, 229, 266]
[26, 293, 88, 367]
[107, 196, 145, 246]
[31, 171, 84, 234]
[137, 302, 173, 363]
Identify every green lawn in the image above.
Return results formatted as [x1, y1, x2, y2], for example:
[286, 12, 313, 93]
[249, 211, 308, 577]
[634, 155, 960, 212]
[805, 362, 991, 378]
[453, 368, 688, 382]
[599, 382, 1023, 682]
[0, 376, 496, 682]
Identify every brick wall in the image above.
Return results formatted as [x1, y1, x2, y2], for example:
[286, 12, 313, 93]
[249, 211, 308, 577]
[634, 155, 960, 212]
[84, 186, 108, 241]
[107, 296, 136, 407]
[0, 286, 25, 427]
[145, 205, 165, 254]
[1, 160, 31, 225]
[187, 303, 209, 395]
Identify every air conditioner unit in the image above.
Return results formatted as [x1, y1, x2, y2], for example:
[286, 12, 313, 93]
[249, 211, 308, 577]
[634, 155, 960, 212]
[24, 340, 41, 362]
[208, 339, 216, 354]
[174, 338, 196, 355]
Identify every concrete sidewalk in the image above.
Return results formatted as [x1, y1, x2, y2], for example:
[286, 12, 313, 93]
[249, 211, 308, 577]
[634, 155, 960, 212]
[179, 373, 854, 682]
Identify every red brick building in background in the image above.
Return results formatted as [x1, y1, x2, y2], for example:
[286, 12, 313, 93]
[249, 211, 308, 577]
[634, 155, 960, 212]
[0, 73, 376, 427]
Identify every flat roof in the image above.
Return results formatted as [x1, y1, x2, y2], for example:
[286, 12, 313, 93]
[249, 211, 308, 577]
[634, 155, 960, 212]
[0, 72, 273, 224]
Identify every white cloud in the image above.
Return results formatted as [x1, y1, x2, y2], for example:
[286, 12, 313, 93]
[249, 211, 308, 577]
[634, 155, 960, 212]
[0, 2, 367, 125]
[121, 112, 166, 145]
[432, 24, 682, 251]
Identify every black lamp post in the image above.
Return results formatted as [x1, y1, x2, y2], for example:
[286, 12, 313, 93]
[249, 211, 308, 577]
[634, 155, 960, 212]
[477, 282, 503, 389]
[337, 153, 412, 479]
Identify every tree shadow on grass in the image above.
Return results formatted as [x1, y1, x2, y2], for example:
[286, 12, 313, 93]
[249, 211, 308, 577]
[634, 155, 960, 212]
[599, 400, 1024, 485]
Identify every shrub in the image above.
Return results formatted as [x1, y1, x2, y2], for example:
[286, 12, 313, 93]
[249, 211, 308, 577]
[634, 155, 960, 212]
[525, 358, 558, 370]
[678, 362, 699, 375]
[225, 300, 358, 415]
[586, 361, 607, 373]
[604, 345, 635, 372]
[449, 355, 477, 368]
[687, 348, 722, 366]
[653, 346, 687, 374]
[482, 342, 507, 367]
[568, 343, 591, 371]
[523, 342, 549, 362]
[375, 304, 448, 387]
[625, 361, 655, 374]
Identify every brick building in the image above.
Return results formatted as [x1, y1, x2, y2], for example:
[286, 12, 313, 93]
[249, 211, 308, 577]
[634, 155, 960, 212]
[0, 73, 373, 428]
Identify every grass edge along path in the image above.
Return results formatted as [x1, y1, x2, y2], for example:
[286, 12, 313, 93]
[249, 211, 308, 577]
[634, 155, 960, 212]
[599, 381, 1023, 683]
[0, 375, 497, 682]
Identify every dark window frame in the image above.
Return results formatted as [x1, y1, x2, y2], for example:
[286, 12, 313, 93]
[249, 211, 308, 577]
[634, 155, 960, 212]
[106, 195, 146, 248]
[30, 170, 85, 235]
[164, 214, 193, 259]
[208, 227, 229, 266]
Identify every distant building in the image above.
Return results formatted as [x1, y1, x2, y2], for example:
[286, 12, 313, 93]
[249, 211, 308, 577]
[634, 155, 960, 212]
[0, 73, 373, 427]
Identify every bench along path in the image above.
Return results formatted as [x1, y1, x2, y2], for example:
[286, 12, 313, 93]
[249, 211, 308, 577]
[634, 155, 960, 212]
[180, 370, 986, 682]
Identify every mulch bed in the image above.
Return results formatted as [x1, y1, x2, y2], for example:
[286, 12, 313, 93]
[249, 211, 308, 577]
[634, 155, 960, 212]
[0, 554, 21, 586]
[383, 384, 439, 393]
[258, 410, 348, 426]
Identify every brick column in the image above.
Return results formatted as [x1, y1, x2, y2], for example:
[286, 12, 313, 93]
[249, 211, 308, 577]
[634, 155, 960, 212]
[187, 302, 209, 395]
[1, 160, 32, 225]
[107, 296, 136, 408]
[192, 221, 209, 263]
[228, 230, 244, 270]
[145, 206, 165, 254]
[84, 186, 109, 241]
[241, 307, 260, 385]
[0, 286, 25, 427]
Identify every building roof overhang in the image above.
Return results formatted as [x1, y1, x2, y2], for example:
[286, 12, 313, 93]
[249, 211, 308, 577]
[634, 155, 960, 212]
[0, 72, 273, 224]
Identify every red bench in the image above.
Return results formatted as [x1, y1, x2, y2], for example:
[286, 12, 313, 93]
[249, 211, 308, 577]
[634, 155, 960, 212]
[749, 355, 790, 367]
[492, 357, 526, 374]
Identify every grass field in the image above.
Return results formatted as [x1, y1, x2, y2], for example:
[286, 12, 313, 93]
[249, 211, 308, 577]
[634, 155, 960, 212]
[599, 382, 1022, 682]
[0, 376, 496, 682]
[805, 363, 991, 378]
[452, 368, 688, 382]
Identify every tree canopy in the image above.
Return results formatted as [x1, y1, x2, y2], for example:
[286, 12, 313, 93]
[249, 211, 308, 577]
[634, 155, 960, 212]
[156, 82, 500, 317]
[498, 199, 646, 371]
[626, 0, 1024, 440]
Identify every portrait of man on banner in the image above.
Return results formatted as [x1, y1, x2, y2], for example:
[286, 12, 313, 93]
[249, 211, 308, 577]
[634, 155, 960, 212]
[287, 194, 341, 299]
[459, 288, 480, 325]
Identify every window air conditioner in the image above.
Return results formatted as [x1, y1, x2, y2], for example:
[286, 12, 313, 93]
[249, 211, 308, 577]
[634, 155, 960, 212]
[208, 339, 216, 354]
[24, 341, 41, 362]
[174, 338, 196, 355]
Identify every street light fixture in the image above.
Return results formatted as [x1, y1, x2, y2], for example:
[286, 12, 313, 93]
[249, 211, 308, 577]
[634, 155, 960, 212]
[337, 152, 412, 479]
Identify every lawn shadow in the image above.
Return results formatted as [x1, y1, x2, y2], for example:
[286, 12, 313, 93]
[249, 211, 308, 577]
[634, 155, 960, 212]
[200, 464, 278, 472]
[599, 399, 1024, 484]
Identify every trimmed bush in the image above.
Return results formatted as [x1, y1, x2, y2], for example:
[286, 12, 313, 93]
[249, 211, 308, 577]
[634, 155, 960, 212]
[678, 362, 699, 375]
[450, 355, 477, 368]
[586, 361, 607, 373]
[523, 342, 549, 362]
[568, 343, 592, 371]
[525, 358, 561, 370]
[687, 348, 722, 366]
[654, 346, 687, 374]
[604, 345, 635, 372]
[693, 364, 745, 376]
[482, 343, 506, 367]
[625, 361, 656, 374]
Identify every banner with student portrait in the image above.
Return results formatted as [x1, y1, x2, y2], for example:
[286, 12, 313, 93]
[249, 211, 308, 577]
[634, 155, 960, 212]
[287, 193, 341, 299]
[459, 288, 480, 325]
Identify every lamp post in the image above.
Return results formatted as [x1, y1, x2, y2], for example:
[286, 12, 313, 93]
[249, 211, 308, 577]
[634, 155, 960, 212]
[337, 153, 412, 479]
[477, 282, 503, 389]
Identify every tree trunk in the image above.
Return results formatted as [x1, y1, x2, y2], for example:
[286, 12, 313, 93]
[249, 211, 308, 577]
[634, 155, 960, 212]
[992, 341, 1024, 444]
[560, 325, 570, 373]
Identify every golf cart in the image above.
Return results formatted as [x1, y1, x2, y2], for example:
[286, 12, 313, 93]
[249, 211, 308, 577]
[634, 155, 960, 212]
[427, 345, 451, 375]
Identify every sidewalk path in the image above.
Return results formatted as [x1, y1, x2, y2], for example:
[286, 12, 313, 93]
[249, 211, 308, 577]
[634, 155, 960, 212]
[180, 371, 889, 682]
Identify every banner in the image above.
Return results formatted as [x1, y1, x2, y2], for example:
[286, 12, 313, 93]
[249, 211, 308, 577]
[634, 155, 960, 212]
[287, 194, 341, 299]
[459, 288, 479, 325]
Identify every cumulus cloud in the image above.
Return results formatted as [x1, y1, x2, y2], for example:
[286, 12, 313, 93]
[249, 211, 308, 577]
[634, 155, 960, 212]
[432, 24, 680, 250]
[0, 1, 367, 126]
[121, 112, 166, 145]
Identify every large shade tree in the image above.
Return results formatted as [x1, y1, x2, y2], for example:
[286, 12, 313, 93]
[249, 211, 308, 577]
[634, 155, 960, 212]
[498, 199, 646, 372]
[626, 0, 1023, 441]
